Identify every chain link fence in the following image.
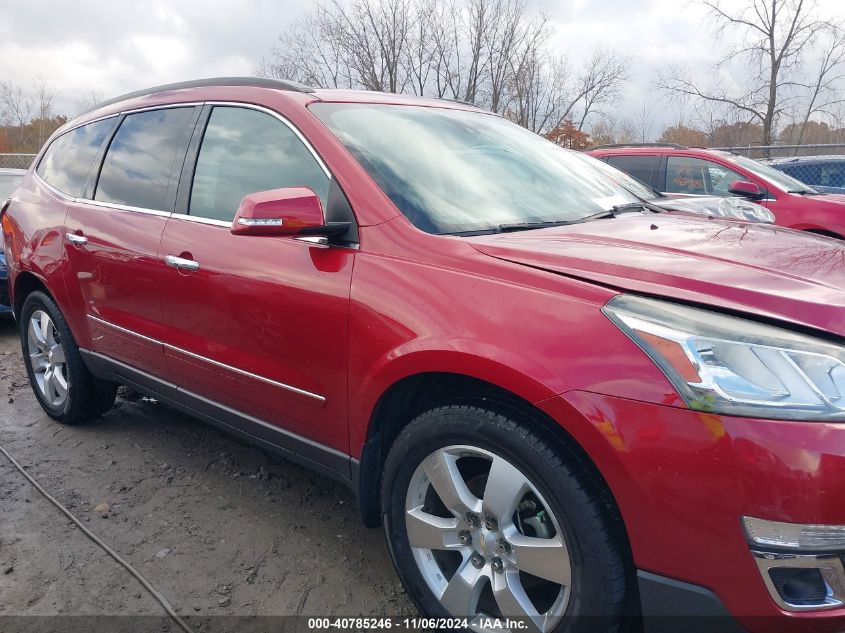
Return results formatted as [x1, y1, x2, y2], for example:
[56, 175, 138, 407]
[0, 154, 37, 170]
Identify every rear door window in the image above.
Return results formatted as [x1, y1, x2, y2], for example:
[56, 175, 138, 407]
[603, 155, 659, 188]
[36, 118, 116, 196]
[95, 107, 196, 210]
[188, 106, 330, 222]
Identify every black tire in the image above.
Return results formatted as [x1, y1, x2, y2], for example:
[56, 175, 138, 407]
[382, 404, 629, 633]
[20, 291, 117, 424]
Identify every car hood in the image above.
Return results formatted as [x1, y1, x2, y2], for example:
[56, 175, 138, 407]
[468, 213, 845, 337]
[651, 195, 775, 223]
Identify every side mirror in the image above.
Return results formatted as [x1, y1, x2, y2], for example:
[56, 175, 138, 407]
[728, 180, 765, 200]
[231, 187, 349, 237]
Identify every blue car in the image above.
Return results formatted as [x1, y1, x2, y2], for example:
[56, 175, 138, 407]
[0, 168, 26, 316]
[766, 155, 845, 194]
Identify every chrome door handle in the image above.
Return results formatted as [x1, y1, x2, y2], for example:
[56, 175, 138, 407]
[165, 255, 200, 272]
[66, 233, 88, 246]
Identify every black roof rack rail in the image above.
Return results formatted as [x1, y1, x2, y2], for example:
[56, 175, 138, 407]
[590, 142, 687, 150]
[87, 77, 316, 113]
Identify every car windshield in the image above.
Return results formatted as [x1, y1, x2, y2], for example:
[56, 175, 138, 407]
[723, 153, 817, 194]
[311, 103, 639, 234]
[0, 174, 23, 198]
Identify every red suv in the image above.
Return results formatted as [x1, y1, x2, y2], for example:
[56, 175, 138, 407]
[3, 78, 845, 633]
[589, 144, 845, 238]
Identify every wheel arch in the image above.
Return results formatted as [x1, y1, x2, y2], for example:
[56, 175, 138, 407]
[355, 370, 632, 562]
[13, 270, 50, 321]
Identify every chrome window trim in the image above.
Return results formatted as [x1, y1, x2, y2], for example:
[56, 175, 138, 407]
[86, 314, 326, 403]
[33, 171, 174, 219]
[168, 214, 231, 228]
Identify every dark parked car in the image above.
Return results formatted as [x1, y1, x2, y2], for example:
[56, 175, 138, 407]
[0, 168, 26, 316]
[589, 144, 845, 238]
[766, 155, 845, 194]
[3, 78, 845, 633]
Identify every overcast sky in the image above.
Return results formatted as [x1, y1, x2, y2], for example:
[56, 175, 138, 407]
[0, 0, 841, 132]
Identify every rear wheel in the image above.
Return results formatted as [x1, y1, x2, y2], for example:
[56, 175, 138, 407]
[20, 291, 117, 423]
[382, 404, 628, 633]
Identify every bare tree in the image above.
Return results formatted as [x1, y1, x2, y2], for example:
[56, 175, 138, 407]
[635, 98, 653, 142]
[793, 21, 845, 148]
[258, 0, 629, 134]
[1, 81, 33, 149]
[573, 48, 631, 131]
[32, 75, 57, 148]
[74, 90, 104, 116]
[657, 0, 827, 145]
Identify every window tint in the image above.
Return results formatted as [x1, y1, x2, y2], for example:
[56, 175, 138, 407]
[665, 156, 744, 196]
[36, 118, 115, 196]
[189, 107, 330, 222]
[604, 155, 659, 187]
[95, 107, 195, 210]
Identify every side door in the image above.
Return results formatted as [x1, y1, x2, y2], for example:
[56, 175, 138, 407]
[64, 106, 199, 377]
[158, 104, 355, 459]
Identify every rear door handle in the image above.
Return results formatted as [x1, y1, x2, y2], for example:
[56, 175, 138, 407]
[165, 255, 200, 272]
[66, 233, 88, 246]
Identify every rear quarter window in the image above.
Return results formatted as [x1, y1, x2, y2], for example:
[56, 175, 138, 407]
[602, 155, 659, 188]
[36, 118, 116, 197]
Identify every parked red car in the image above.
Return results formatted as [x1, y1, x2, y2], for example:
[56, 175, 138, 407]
[589, 144, 845, 238]
[3, 78, 845, 633]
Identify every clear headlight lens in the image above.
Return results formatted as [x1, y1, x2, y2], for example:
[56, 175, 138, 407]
[743, 516, 845, 551]
[602, 295, 845, 420]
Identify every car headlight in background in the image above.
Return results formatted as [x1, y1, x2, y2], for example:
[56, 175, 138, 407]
[603, 295, 845, 420]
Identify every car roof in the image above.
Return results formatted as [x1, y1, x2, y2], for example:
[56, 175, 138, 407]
[588, 145, 735, 158]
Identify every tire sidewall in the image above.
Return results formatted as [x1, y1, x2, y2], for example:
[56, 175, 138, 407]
[382, 406, 623, 633]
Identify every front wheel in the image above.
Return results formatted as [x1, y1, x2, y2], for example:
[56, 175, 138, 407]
[382, 405, 628, 633]
[20, 291, 117, 424]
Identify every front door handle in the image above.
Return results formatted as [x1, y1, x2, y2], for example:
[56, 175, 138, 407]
[66, 233, 88, 247]
[165, 255, 200, 272]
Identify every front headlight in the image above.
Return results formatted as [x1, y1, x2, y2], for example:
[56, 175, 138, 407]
[603, 295, 845, 420]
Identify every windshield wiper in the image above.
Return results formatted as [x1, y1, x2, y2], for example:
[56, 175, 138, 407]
[610, 201, 664, 214]
[496, 210, 620, 233]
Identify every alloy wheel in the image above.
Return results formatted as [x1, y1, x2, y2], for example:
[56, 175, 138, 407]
[406, 445, 572, 632]
[27, 309, 68, 407]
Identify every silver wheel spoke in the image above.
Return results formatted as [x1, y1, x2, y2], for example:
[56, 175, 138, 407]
[508, 533, 571, 586]
[40, 312, 52, 346]
[406, 508, 461, 550]
[43, 368, 57, 402]
[483, 455, 529, 521]
[30, 350, 47, 367]
[30, 315, 47, 348]
[492, 569, 544, 632]
[423, 450, 482, 517]
[50, 344, 65, 365]
[439, 556, 485, 616]
[52, 369, 68, 400]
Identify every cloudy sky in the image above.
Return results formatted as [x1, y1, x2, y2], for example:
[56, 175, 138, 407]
[0, 0, 840, 132]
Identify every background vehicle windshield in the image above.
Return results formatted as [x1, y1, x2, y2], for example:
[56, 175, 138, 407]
[311, 103, 639, 234]
[725, 154, 817, 193]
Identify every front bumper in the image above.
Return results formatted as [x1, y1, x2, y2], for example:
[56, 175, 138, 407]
[537, 390, 845, 633]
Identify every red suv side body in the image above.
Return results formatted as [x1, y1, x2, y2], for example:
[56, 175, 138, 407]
[589, 146, 845, 238]
[3, 81, 845, 632]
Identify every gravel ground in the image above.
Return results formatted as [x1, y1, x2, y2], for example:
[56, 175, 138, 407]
[0, 317, 414, 630]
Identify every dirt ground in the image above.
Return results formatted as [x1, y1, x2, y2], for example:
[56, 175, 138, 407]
[0, 317, 415, 630]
